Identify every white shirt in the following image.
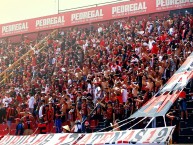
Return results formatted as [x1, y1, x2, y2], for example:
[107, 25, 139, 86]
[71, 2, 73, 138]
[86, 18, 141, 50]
[87, 83, 92, 94]
[111, 66, 116, 72]
[168, 27, 174, 35]
[74, 123, 82, 133]
[122, 89, 128, 103]
[39, 105, 44, 118]
[98, 27, 103, 33]
[148, 40, 155, 50]
[135, 47, 141, 57]
[56, 47, 61, 55]
[52, 57, 56, 65]
[91, 38, 96, 48]
[68, 79, 72, 85]
[147, 24, 153, 33]
[94, 86, 101, 100]
[3, 96, 12, 107]
[28, 96, 35, 109]
[60, 31, 64, 36]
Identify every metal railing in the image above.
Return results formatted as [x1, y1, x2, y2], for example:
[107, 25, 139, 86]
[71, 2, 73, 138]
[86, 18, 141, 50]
[0, 29, 58, 85]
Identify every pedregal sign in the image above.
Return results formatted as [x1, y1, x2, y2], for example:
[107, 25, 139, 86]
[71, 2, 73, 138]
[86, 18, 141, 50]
[35, 15, 65, 29]
[1, 22, 28, 35]
[156, 0, 193, 10]
[71, 9, 104, 24]
[112, 2, 147, 17]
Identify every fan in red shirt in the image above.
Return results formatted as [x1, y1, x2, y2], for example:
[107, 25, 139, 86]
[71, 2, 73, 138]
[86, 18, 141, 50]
[6, 104, 17, 134]
[151, 42, 159, 54]
[46, 103, 54, 133]
[159, 31, 167, 41]
[22, 113, 35, 135]
[178, 90, 188, 120]
[37, 115, 47, 134]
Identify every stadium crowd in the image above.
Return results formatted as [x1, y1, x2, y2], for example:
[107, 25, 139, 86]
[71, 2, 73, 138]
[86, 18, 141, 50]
[0, 12, 193, 136]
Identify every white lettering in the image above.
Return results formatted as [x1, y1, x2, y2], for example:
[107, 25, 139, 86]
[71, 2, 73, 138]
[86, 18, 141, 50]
[36, 16, 65, 27]
[2, 22, 28, 33]
[71, 9, 104, 21]
[156, 0, 193, 7]
[112, 2, 147, 15]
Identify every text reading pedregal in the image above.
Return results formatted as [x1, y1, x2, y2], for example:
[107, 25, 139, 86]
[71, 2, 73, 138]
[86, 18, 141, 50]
[36, 16, 65, 27]
[2, 22, 28, 33]
[156, 0, 193, 7]
[71, 9, 103, 21]
[112, 2, 147, 14]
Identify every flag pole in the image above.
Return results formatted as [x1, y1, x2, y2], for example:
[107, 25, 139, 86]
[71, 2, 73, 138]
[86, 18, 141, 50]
[127, 117, 147, 130]
[163, 116, 167, 127]
[144, 117, 154, 129]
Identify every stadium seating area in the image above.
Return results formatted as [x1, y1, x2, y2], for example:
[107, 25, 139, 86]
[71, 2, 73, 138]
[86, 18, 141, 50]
[0, 12, 193, 143]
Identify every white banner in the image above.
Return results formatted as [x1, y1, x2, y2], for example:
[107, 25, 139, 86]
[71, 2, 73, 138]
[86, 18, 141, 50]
[0, 126, 175, 145]
[76, 126, 175, 145]
[0, 133, 81, 145]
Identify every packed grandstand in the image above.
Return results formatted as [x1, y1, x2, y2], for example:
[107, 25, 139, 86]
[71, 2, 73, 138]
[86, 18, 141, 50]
[0, 0, 193, 144]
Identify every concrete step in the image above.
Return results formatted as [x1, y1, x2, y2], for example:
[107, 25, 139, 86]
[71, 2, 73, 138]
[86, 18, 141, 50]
[98, 122, 105, 125]
[180, 127, 193, 136]
[180, 120, 193, 128]
[97, 122, 105, 128]
[178, 135, 193, 143]
[187, 100, 193, 108]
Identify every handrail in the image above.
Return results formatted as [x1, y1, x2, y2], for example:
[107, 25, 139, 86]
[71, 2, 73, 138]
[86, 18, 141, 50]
[0, 29, 58, 85]
[82, 94, 106, 124]
[0, 45, 48, 84]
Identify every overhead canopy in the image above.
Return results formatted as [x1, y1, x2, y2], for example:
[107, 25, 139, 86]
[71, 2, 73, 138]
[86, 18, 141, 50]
[130, 52, 193, 119]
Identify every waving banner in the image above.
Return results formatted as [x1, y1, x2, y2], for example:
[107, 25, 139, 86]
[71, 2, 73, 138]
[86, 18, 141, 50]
[0, 126, 174, 145]
[130, 52, 193, 118]
[130, 91, 181, 118]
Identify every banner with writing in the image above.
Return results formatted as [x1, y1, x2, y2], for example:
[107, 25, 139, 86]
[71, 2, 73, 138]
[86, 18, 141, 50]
[76, 126, 174, 145]
[0, 126, 174, 145]
[130, 52, 193, 118]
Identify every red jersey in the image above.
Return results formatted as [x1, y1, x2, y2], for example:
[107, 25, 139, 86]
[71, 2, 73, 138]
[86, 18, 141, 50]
[31, 56, 37, 66]
[23, 115, 34, 129]
[6, 107, 15, 120]
[151, 45, 159, 54]
[179, 91, 186, 99]
[81, 103, 87, 116]
[114, 105, 121, 115]
[116, 95, 123, 104]
[38, 123, 47, 134]
[46, 108, 54, 122]
[106, 107, 113, 120]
